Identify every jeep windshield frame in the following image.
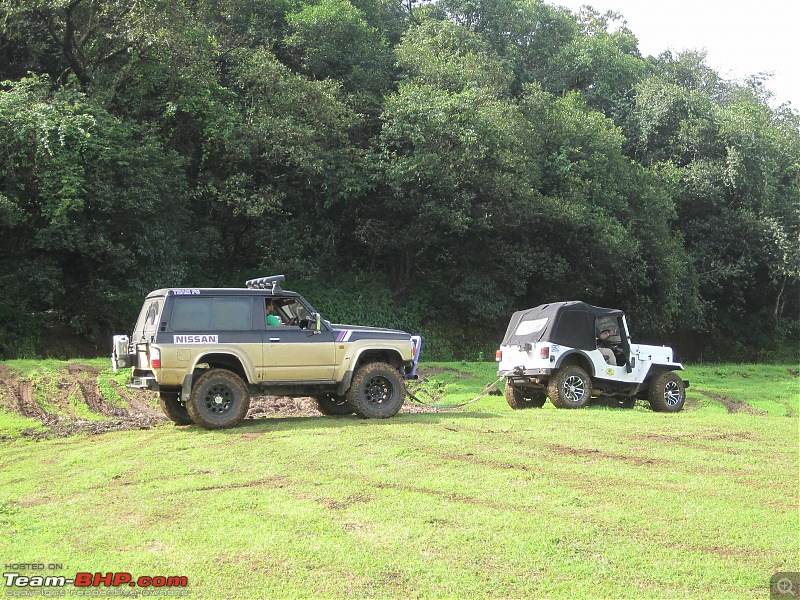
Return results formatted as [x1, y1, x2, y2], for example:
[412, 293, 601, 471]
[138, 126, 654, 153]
[502, 301, 625, 351]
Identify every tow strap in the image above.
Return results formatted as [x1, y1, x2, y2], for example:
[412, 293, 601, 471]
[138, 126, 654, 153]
[405, 376, 506, 409]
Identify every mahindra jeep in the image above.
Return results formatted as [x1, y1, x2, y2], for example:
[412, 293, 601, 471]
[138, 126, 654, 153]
[496, 301, 688, 412]
[112, 275, 422, 429]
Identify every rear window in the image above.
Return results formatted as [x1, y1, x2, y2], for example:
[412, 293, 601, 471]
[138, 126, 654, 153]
[515, 317, 548, 337]
[169, 297, 253, 331]
[133, 297, 163, 340]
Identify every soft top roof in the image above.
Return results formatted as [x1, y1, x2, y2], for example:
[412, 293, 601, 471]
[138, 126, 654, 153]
[502, 301, 624, 350]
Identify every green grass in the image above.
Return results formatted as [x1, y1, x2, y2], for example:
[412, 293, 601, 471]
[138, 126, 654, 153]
[0, 411, 44, 438]
[0, 362, 798, 598]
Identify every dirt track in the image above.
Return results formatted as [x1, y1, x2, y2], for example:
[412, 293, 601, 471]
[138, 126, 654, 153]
[0, 363, 439, 440]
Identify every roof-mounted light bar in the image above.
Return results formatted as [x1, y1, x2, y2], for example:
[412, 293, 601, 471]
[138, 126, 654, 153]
[245, 275, 286, 291]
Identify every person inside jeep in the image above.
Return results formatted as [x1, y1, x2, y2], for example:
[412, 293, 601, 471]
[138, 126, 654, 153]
[596, 327, 617, 366]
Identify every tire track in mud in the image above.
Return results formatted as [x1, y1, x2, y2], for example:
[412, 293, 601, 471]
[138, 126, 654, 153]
[0, 363, 169, 439]
[696, 390, 767, 415]
[67, 363, 128, 418]
[0, 362, 439, 440]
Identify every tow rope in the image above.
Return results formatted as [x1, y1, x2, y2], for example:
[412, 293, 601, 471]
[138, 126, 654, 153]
[405, 376, 506, 409]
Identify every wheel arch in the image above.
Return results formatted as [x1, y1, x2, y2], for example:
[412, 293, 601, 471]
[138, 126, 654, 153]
[337, 348, 406, 396]
[353, 348, 405, 370]
[554, 350, 595, 376]
[192, 352, 250, 382]
[643, 364, 680, 383]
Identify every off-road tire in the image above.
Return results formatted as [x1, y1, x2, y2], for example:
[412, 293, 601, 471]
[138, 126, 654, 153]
[548, 365, 592, 409]
[648, 371, 685, 413]
[158, 391, 193, 425]
[187, 369, 251, 429]
[346, 362, 405, 419]
[314, 394, 354, 416]
[505, 383, 547, 409]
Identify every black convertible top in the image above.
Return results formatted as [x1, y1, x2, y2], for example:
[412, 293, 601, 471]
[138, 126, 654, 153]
[501, 301, 624, 351]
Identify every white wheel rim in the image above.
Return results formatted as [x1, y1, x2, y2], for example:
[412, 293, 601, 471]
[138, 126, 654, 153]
[562, 375, 587, 403]
[664, 380, 682, 406]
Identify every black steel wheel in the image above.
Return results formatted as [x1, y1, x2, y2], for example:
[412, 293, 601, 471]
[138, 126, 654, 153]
[314, 393, 354, 416]
[346, 362, 405, 419]
[648, 371, 686, 413]
[505, 383, 547, 409]
[158, 391, 193, 425]
[548, 365, 592, 409]
[187, 369, 250, 429]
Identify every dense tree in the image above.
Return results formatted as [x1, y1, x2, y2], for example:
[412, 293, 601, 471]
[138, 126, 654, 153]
[0, 75, 186, 354]
[0, 0, 796, 360]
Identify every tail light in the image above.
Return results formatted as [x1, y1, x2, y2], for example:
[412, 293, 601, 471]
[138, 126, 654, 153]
[495, 350, 502, 362]
[540, 346, 550, 360]
[150, 347, 161, 369]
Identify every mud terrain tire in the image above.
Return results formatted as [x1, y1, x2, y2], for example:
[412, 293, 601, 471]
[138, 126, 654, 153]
[314, 394, 354, 416]
[648, 371, 685, 412]
[505, 383, 547, 409]
[187, 369, 251, 429]
[158, 391, 193, 425]
[548, 365, 592, 409]
[346, 362, 405, 419]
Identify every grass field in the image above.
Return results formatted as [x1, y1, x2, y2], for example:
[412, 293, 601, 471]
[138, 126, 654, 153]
[0, 360, 798, 598]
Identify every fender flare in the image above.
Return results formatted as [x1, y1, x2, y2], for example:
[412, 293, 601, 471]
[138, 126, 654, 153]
[189, 350, 255, 383]
[336, 347, 407, 395]
[553, 350, 596, 376]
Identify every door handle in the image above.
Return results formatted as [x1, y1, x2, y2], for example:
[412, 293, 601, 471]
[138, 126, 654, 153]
[269, 338, 280, 342]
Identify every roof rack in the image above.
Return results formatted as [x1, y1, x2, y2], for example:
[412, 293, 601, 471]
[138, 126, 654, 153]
[245, 275, 285, 292]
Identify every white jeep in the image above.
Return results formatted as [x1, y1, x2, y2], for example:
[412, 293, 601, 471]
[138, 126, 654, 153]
[496, 301, 688, 411]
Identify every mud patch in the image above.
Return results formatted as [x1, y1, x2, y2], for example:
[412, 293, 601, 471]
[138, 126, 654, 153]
[548, 444, 667, 466]
[0, 364, 439, 440]
[67, 363, 128, 418]
[417, 366, 469, 378]
[787, 369, 800, 378]
[696, 390, 767, 415]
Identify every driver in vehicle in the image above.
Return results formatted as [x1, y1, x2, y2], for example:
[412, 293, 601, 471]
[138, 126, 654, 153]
[597, 328, 617, 366]
[266, 299, 282, 326]
[267, 298, 304, 326]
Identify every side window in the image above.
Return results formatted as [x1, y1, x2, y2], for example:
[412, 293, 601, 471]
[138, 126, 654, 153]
[213, 297, 252, 330]
[266, 298, 311, 327]
[170, 297, 252, 331]
[552, 310, 595, 350]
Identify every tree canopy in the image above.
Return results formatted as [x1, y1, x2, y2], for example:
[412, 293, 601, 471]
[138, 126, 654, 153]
[1, 0, 798, 360]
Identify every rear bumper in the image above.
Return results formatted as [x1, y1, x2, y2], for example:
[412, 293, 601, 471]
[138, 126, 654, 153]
[128, 375, 159, 391]
[498, 368, 552, 378]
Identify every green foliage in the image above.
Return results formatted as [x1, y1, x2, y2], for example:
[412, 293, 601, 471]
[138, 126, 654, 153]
[0, 0, 797, 360]
[0, 75, 186, 353]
